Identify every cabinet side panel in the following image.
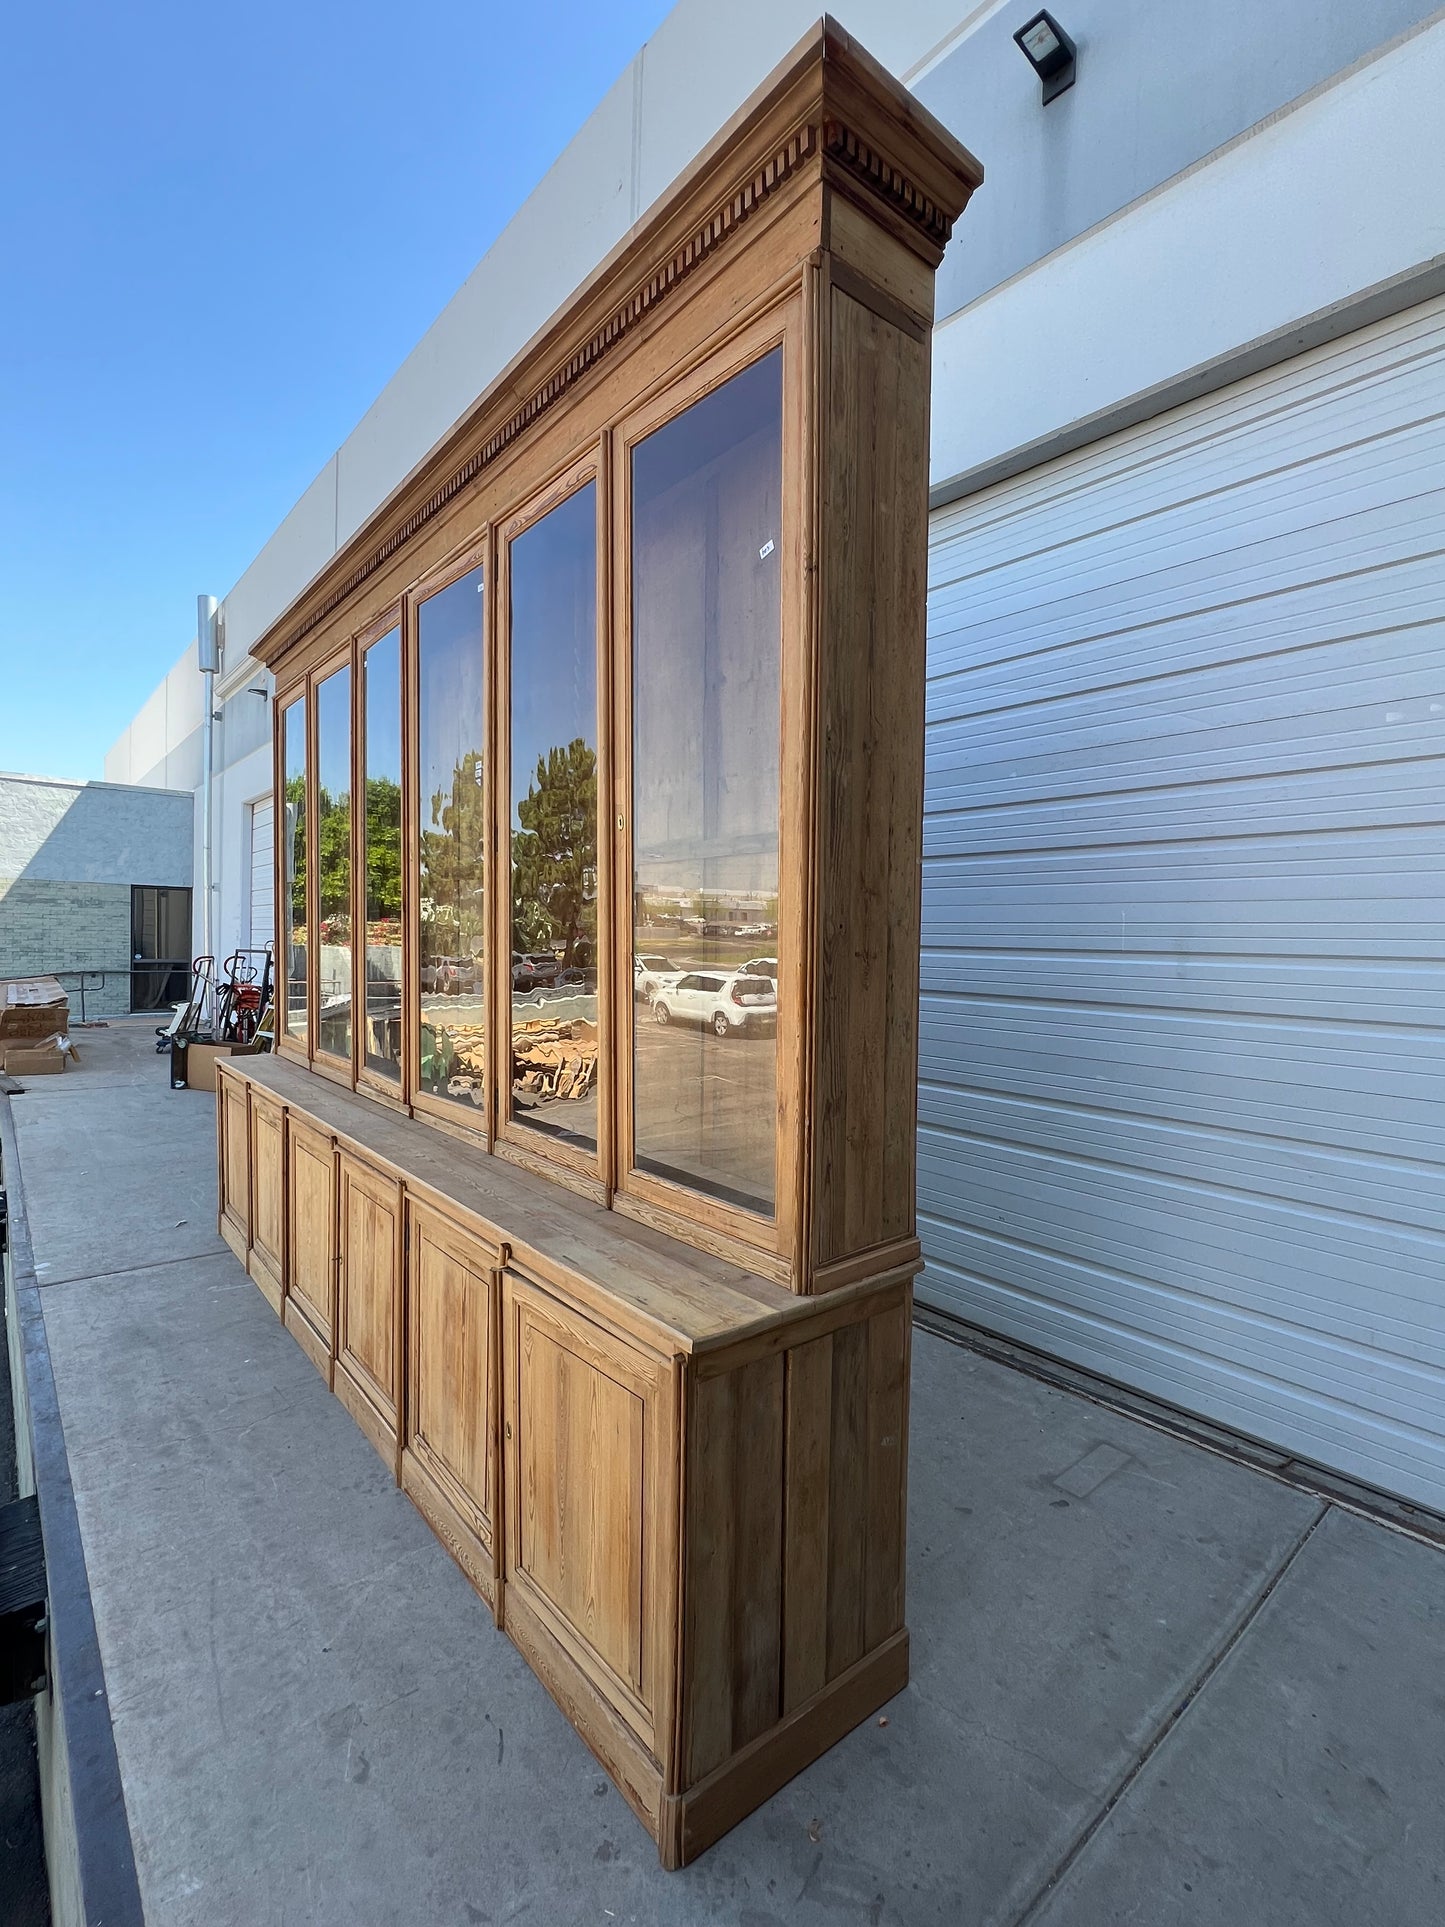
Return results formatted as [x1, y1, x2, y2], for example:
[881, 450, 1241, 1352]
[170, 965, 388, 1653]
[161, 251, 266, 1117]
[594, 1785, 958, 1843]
[782, 1335, 832, 1712]
[782, 1283, 912, 1701]
[729, 1356, 785, 1754]
[682, 1356, 784, 1786]
[863, 1299, 909, 1649]
[824, 1319, 868, 1678]
[812, 284, 929, 1273]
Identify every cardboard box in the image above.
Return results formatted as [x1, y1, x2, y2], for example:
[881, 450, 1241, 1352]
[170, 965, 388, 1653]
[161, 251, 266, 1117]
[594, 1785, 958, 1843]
[183, 1041, 235, 1093]
[1, 1034, 74, 1075]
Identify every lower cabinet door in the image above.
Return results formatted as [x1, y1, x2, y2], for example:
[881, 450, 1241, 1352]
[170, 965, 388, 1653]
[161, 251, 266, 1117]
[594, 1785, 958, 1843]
[402, 1203, 498, 1598]
[247, 1091, 285, 1311]
[502, 1271, 676, 1760]
[217, 1071, 250, 1261]
[335, 1154, 404, 1468]
[285, 1117, 336, 1382]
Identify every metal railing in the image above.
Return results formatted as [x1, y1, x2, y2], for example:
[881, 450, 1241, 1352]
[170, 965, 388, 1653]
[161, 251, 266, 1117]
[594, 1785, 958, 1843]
[5, 966, 188, 1024]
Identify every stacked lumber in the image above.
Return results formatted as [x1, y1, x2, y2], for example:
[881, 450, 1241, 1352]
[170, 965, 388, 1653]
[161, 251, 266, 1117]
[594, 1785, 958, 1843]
[0, 979, 70, 1041]
[444, 1024, 487, 1103]
[512, 1018, 598, 1103]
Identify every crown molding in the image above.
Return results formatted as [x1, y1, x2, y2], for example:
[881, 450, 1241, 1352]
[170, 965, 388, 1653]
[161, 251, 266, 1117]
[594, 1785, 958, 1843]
[255, 18, 982, 675]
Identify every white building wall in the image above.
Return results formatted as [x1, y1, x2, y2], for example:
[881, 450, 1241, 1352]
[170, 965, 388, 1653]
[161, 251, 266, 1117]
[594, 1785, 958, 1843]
[929, 12, 1445, 497]
[213, 742, 275, 973]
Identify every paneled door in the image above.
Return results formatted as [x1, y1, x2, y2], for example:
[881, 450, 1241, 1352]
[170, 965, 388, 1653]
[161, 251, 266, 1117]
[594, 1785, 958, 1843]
[335, 1154, 404, 1470]
[502, 1272, 675, 1756]
[402, 1203, 498, 1600]
[217, 1071, 250, 1263]
[247, 1090, 284, 1311]
[285, 1116, 336, 1384]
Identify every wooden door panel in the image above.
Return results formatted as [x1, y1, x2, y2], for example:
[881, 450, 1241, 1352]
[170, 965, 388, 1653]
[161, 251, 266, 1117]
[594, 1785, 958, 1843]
[338, 1157, 402, 1426]
[407, 1208, 493, 1534]
[503, 1273, 674, 1747]
[249, 1094, 284, 1300]
[219, 1075, 250, 1245]
[286, 1120, 335, 1344]
[521, 1323, 644, 1689]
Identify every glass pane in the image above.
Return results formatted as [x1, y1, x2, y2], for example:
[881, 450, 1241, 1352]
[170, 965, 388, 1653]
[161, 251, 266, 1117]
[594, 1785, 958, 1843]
[416, 565, 486, 1110]
[508, 482, 598, 1151]
[130, 885, 193, 1012]
[282, 698, 307, 1039]
[362, 628, 403, 1080]
[315, 664, 352, 1063]
[630, 350, 783, 1216]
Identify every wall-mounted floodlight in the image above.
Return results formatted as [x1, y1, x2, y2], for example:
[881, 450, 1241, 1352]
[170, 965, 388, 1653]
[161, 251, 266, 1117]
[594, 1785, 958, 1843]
[1014, 10, 1077, 103]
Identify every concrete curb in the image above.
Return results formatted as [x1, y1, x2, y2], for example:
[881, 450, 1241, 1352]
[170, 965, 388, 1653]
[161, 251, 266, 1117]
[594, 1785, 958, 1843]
[1, 1094, 145, 1927]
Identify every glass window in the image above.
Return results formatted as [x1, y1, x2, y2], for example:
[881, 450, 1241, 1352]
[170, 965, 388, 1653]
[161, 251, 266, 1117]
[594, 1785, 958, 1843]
[630, 350, 783, 1216]
[315, 663, 352, 1063]
[281, 697, 307, 1040]
[362, 627, 403, 1081]
[416, 565, 486, 1110]
[508, 482, 598, 1151]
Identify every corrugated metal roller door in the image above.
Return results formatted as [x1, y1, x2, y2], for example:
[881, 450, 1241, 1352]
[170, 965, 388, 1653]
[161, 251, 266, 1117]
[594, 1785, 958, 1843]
[920, 295, 1445, 1513]
[249, 798, 274, 953]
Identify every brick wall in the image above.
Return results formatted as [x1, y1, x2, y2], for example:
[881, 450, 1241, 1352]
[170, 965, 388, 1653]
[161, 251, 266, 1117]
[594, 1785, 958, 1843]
[0, 774, 194, 1019]
[0, 879, 134, 1015]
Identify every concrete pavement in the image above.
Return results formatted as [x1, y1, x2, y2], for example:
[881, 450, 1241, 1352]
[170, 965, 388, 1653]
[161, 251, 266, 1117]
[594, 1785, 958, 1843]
[10, 1018, 1444, 1925]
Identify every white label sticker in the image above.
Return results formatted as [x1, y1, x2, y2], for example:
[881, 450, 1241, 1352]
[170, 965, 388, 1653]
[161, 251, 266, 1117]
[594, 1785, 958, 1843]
[759, 539, 775, 560]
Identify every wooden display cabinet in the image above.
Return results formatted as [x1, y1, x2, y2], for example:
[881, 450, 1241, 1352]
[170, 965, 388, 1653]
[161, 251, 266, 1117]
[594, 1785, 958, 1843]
[217, 18, 980, 1867]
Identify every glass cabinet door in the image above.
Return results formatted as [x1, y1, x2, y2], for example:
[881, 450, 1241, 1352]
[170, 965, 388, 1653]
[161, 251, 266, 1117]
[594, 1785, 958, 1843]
[507, 480, 599, 1154]
[415, 563, 487, 1112]
[629, 349, 783, 1217]
[361, 625, 403, 1082]
[314, 662, 353, 1064]
[281, 696, 307, 1042]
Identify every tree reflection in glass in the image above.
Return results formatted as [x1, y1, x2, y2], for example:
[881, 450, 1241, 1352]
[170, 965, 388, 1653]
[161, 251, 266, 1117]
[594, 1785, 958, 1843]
[630, 350, 783, 1216]
[315, 664, 352, 1062]
[362, 627, 402, 1080]
[416, 565, 486, 1109]
[282, 697, 307, 1040]
[508, 482, 599, 1151]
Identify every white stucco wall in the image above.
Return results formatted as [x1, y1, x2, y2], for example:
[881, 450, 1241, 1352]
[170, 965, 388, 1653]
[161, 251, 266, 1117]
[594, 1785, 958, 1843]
[929, 11, 1445, 495]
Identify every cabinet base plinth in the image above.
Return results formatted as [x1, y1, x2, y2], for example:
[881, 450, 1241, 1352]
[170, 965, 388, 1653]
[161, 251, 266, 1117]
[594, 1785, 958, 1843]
[333, 1363, 399, 1477]
[401, 1452, 494, 1608]
[282, 1299, 332, 1388]
[504, 1587, 665, 1839]
[661, 1630, 909, 1869]
[219, 1216, 248, 1267]
[247, 1248, 282, 1314]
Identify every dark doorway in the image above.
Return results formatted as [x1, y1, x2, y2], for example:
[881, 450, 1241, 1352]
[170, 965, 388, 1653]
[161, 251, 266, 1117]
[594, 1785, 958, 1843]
[130, 886, 193, 1011]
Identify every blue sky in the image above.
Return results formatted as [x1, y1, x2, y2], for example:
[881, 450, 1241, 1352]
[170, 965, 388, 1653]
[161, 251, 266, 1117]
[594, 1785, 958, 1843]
[0, 0, 671, 783]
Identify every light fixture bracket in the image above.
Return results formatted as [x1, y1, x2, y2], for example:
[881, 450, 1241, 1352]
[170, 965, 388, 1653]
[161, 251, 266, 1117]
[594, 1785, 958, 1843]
[1013, 9, 1077, 104]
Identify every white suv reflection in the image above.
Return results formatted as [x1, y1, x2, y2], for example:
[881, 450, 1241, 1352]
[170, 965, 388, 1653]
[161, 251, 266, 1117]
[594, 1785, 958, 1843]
[651, 970, 776, 1038]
